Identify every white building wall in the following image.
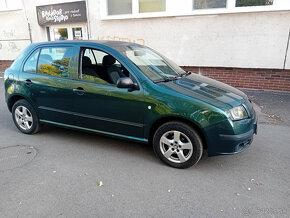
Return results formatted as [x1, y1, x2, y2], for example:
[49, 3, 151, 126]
[0, 10, 31, 60]
[1, 0, 290, 70]
[88, 0, 290, 69]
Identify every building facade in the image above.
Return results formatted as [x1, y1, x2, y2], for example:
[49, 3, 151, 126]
[1, 0, 290, 91]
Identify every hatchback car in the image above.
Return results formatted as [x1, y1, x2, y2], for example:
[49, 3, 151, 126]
[4, 41, 257, 168]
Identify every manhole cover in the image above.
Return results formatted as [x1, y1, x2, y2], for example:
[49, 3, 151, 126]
[0, 145, 37, 171]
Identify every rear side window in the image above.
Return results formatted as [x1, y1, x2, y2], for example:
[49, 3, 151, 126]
[23, 49, 40, 73]
[37, 47, 73, 77]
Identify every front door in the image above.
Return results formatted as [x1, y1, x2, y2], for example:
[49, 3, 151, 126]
[70, 47, 146, 140]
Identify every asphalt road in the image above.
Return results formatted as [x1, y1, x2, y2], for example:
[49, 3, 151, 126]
[0, 77, 289, 218]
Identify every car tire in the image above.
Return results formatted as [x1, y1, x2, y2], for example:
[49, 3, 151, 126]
[153, 121, 203, 169]
[12, 99, 40, 134]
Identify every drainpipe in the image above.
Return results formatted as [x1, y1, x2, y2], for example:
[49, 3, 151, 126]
[85, 0, 91, 40]
[21, 0, 32, 43]
[283, 28, 290, 70]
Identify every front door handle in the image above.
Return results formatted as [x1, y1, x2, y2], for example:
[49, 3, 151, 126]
[73, 87, 86, 95]
[25, 79, 33, 86]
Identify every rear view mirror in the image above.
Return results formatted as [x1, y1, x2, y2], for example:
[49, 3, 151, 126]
[134, 50, 145, 56]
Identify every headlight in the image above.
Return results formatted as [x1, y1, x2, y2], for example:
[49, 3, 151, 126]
[226, 105, 248, 121]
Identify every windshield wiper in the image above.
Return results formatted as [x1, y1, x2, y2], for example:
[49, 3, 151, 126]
[154, 78, 171, 83]
[180, 71, 192, 77]
[154, 76, 179, 83]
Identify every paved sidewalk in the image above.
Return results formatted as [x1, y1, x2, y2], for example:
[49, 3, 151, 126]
[242, 89, 290, 126]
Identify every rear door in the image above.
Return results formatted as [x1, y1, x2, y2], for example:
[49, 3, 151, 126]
[19, 45, 78, 125]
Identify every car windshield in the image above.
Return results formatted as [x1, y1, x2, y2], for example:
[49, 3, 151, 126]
[115, 45, 186, 82]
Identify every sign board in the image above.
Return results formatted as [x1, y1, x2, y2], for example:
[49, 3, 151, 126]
[74, 30, 82, 37]
[36, 1, 87, 26]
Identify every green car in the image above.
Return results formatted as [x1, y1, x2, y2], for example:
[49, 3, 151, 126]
[4, 41, 257, 168]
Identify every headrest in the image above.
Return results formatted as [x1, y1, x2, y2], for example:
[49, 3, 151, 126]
[39, 54, 53, 64]
[82, 56, 92, 67]
[102, 55, 116, 66]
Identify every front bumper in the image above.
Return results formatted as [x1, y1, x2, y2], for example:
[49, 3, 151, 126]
[206, 111, 257, 156]
[217, 122, 257, 155]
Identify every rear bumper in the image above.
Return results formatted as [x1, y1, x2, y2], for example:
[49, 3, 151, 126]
[206, 113, 257, 156]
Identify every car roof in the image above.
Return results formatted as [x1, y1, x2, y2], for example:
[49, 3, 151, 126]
[32, 40, 142, 48]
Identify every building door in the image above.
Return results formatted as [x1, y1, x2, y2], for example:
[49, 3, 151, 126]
[49, 24, 88, 41]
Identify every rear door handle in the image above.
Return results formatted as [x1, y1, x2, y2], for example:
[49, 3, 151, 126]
[73, 87, 86, 95]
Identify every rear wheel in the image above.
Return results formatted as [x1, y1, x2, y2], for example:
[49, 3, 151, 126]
[12, 99, 40, 134]
[153, 121, 203, 169]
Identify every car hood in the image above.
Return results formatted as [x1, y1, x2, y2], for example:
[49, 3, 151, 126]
[157, 73, 248, 110]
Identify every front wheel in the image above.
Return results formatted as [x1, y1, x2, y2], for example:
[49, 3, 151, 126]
[153, 121, 203, 169]
[12, 99, 40, 134]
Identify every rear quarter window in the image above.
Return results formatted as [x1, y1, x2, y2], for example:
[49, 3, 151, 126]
[23, 49, 40, 73]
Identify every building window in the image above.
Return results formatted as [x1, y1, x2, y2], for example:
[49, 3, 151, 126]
[103, 0, 288, 19]
[53, 28, 68, 41]
[193, 0, 227, 9]
[236, 0, 274, 7]
[139, 0, 166, 13]
[107, 0, 132, 15]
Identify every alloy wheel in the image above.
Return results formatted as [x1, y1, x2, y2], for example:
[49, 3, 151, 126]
[14, 106, 33, 131]
[159, 130, 193, 163]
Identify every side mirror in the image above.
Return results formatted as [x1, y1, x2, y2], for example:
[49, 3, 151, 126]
[116, 77, 139, 90]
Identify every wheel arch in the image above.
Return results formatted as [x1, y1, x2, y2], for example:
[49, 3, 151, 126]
[7, 94, 30, 112]
[148, 116, 208, 149]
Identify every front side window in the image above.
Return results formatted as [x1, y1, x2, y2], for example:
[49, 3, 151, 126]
[139, 0, 166, 13]
[37, 47, 73, 77]
[193, 0, 227, 9]
[80, 48, 127, 85]
[84, 49, 96, 65]
[108, 0, 132, 15]
[23, 49, 40, 73]
[236, 0, 273, 7]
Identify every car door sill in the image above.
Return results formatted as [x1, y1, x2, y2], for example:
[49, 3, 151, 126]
[39, 119, 148, 143]
[38, 106, 144, 128]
